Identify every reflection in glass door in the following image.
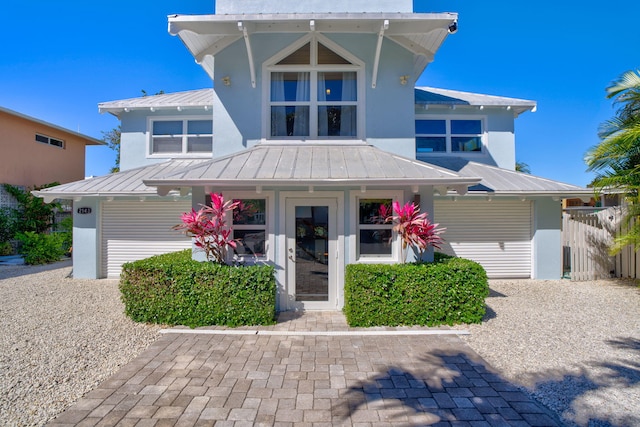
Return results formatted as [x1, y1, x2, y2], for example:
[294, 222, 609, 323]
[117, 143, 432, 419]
[286, 198, 336, 310]
[294, 206, 329, 301]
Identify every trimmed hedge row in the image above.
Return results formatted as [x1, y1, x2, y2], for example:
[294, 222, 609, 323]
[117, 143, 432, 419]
[344, 257, 489, 327]
[119, 250, 276, 327]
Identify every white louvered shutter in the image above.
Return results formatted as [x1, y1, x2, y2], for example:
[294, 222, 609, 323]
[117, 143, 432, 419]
[434, 200, 532, 278]
[101, 200, 192, 278]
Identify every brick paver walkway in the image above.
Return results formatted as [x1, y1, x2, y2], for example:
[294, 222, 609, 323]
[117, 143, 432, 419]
[47, 313, 560, 426]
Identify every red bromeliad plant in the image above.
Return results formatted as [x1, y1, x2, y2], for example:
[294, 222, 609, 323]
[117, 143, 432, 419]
[173, 193, 240, 264]
[388, 200, 445, 263]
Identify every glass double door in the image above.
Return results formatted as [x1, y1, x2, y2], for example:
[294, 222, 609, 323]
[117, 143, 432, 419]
[285, 198, 337, 310]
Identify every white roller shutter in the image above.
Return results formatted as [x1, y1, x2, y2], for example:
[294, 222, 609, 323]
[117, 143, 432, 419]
[434, 199, 532, 278]
[101, 199, 192, 278]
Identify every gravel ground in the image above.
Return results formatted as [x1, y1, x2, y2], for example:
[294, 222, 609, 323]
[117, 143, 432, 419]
[0, 262, 161, 427]
[1, 263, 638, 427]
[456, 278, 640, 427]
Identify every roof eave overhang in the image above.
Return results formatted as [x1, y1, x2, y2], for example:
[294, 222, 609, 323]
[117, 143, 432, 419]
[168, 12, 458, 81]
[144, 177, 481, 196]
[32, 190, 172, 204]
[415, 102, 537, 117]
[445, 189, 595, 201]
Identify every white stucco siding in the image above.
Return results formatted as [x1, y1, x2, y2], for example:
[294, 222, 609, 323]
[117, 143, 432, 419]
[434, 199, 532, 278]
[101, 199, 192, 278]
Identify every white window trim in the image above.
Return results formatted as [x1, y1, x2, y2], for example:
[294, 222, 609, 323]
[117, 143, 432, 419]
[222, 190, 275, 265]
[349, 190, 403, 264]
[147, 116, 213, 159]
[35, 133, 65, 149]
[415, 115, 486, 156]
[261, 33, 366, 143]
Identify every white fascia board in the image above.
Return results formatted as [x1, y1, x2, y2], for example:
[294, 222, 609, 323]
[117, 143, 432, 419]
[168, 13, 456, 38]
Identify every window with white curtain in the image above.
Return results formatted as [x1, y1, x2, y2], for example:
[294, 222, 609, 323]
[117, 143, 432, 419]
[268, 38, 360, 140]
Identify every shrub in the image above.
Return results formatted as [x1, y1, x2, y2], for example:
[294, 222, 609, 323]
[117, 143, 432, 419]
[2, 183, 60, 234]
[0, 207, 16, 244]
[344, 257, 489, 327]
[0, 241, 12, 256]
[56, 216, 73, 255]
[434, 252, 455, 262]
[15, 231, 66, 265]
[119, 250, 276, 327]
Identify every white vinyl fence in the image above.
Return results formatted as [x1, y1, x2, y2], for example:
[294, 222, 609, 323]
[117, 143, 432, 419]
[562, 206, 640, 280]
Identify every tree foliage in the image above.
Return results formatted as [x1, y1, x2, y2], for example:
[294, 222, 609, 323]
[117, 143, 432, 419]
[585, 69, 640, 253]
[2, 183, 60, 234]
[515, 161, 531, 174]
[101, 125, 121, 173]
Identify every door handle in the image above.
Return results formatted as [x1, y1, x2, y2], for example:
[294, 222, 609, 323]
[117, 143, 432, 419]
[288, 247, 296, 263]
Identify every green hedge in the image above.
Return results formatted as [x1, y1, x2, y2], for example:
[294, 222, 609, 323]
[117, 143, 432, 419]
[344, 257, 489, 327]
[119, 250, 276, 327]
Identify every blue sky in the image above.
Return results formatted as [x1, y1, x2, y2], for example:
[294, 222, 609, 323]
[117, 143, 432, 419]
[1, 1, 637, 187]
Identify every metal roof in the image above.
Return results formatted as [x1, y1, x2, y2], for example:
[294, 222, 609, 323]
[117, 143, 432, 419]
[415, 87, 537, 116]
[33, 150, 591, 200]
[98, 89, 214, 117]
[168, 12, 457, 81]
[425, 156, 591, 197]
[144, 144, 480, 194]
[32, 159, 209, 202]
[0, 106, 104, 146]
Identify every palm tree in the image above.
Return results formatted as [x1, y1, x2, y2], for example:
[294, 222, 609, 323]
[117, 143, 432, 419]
[515, 161, 531, 174]
[585, 69, 640, 253]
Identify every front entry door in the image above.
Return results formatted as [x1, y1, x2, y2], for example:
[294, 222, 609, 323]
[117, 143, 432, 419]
[286, 198, 337, 310]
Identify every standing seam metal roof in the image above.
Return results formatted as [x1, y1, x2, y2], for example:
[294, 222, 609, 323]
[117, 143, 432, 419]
[142, 144, 480, 187]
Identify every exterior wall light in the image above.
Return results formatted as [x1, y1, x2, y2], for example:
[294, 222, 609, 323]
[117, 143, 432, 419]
[222, 76, 231, 86]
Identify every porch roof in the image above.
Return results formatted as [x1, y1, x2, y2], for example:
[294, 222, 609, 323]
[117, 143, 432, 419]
[32, 159, 209, 203]
[144, 144, 481, 195]
[425, 156, 593, 198]
[168, 12, 457, 82]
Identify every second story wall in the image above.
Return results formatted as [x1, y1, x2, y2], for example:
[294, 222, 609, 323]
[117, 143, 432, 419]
[414, 107, 517, 169]
[0, 109, 90, 187]
[119, 109, 214, 171]
[212, 32, 417, 159]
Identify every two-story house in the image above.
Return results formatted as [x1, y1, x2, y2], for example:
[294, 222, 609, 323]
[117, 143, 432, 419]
[0, 106, 103, 188]
[36, 0, 591, 311]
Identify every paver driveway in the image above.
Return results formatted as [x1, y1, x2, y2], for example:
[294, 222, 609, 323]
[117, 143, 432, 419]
[47, 313, 560, 426]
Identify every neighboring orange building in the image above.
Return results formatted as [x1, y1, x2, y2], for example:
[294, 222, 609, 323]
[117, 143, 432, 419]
[0, 106, 103, 188]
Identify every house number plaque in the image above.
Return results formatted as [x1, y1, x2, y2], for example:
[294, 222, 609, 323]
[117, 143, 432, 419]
[77, 207, 92, 215]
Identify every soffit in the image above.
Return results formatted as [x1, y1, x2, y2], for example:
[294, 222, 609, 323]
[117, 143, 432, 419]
[168, 12, 457, 79]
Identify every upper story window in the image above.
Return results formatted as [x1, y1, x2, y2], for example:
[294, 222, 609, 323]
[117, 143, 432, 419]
[266, 35, 363, 141]
[415, 118, 483, 156]
[149, 118, 212, 156]
[35, 133, 64, 149]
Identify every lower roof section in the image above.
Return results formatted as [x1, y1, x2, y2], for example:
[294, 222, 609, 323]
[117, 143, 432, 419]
[33, 147, 590, 201]
[425, 156, 592, 198]
[32, 159, 209, 203]
[144, 144, 480, 194]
